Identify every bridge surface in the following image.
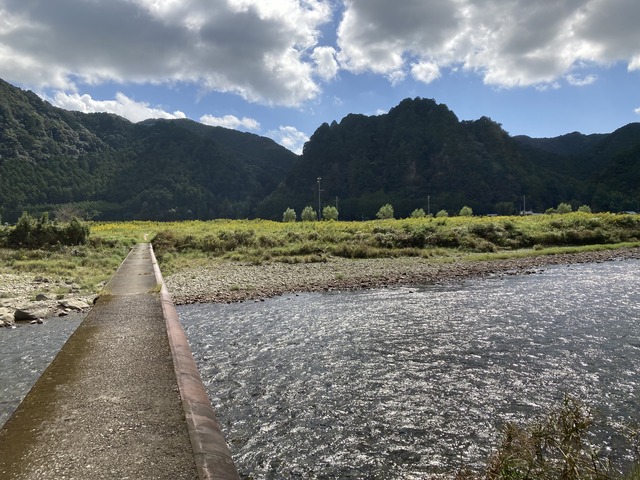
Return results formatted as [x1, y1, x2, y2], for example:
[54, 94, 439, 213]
[0, 243, 238, 480]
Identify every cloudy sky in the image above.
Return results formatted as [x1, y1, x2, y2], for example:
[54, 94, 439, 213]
[1, 0, 639, 153]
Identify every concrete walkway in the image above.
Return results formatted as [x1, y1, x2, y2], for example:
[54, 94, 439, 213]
[0, 244, 238, 480]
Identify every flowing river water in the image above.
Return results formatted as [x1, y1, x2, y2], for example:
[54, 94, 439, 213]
[177, 259, 640, 478]
[0, 313, 84, 427]
[1, 260, 638, 478]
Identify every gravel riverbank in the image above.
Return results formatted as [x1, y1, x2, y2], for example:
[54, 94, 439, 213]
[165, 247, 640, 305]
[2, 247, 638, 324]
[0, 273, 95, 327]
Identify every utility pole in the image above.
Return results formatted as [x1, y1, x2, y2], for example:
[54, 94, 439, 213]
[427, 195, 430, 216]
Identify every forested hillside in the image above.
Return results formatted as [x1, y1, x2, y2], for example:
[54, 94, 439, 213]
[258, 98, 640, 219]
[0, 79, 298, 222]
[1, 78, 639, 222]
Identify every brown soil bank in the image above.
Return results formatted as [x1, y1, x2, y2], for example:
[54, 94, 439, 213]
[165, 247, 640, 305]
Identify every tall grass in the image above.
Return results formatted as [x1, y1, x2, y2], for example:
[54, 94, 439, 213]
[89, 213, 640, 269]
[2, 213, 639, 294]
[475, 396, 640, 480]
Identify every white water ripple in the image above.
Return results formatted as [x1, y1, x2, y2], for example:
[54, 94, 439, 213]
[179, 260, 640, 478]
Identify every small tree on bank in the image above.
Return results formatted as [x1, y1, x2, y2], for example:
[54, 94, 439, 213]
[577, 205, 592, 213]
[322, 205, 339, 221]
[301, 206, 317, 222]
[436, 209, 449, 218]
[459, 206, 473, 217]
[556, 202, 573, 214]
[376, 203, 394, 220]
[410, 208, 427, 218]
[282, 207, 296, 222]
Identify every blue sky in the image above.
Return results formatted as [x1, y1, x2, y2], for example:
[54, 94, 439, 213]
[1, 0, 639, 154]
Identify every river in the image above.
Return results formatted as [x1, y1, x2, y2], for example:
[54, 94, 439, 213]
[0, 313, 84, 427]
[177, 259, 640, 478]
[1, 260, 638, 478]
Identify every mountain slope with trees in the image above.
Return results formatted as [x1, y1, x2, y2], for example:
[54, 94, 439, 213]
[1, 78, 639, 222]
[0, 78, 298, 222]
[258, 98, 600, 219]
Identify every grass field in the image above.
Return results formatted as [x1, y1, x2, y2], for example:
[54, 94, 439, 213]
[92, 212, 640, 273]
[1, 212, 639, 294]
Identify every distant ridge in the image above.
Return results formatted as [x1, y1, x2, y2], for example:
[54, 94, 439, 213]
[0, 78, 297, 221]
[1, 79, 639, 221]
[258, 97, 640, 218]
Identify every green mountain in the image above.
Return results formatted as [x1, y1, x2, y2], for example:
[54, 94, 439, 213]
[0, 78, 298, 222]
[258, 98, 591, 218]
[1, 78, 639, 222]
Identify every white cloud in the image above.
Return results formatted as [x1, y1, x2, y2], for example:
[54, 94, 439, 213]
[0, 0, 333, 106]
[565, 73, 597, 86]
[411, 62, 441, 84]
[312, 46, 339, 81]
[268, 125, 309, 154]
[336, 0, 640, 89]
[2, 0, 640, 110]
[200, 114, 260, 131]
[635, 107, 640, 115]
[50, 91, 186, 122]
[386, 70, 406, 86]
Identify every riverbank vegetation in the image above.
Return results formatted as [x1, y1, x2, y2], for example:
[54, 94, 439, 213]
[2, 212, 639, 292]
[472, 396, 640, 480]
[140, 212, 640, 274]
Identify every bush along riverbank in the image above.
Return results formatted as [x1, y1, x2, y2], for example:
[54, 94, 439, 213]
[0, 215, 135, 326]
[148, 212, 640, 268]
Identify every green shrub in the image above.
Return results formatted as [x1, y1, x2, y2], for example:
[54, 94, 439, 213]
[557, 202, 573, 214]
[301, 206, 317, 222]
[63, 218, 90, 245]
[322, 205, 339, 221]
[282, 207, 297, 222]
[376, 203, 395, 219]
[410, 208, 427, 218]
[459, 205, 473, 217]
[7, 212, 89, 248]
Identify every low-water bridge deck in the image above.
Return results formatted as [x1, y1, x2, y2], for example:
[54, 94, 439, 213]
[0, 243, 238, 480]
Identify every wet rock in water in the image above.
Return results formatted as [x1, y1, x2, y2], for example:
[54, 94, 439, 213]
[58, 298, 91, 311]
[14, 304, 50, 321]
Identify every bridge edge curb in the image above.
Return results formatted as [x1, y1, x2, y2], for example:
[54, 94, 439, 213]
[148, 244, 240, 480]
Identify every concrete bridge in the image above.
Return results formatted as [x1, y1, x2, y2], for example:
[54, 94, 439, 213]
[0, 244, 239, 480]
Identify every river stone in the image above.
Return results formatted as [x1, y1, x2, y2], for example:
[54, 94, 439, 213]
[0, 307, 15, 326]
[14, 304, 50, 321]
[35, 293, 49, 301]
[58, 298, 91, 311]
